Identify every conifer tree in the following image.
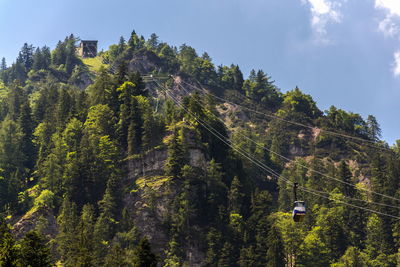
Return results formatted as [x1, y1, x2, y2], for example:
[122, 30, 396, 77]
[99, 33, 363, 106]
[18, 43, 34, 71]
[365, 214, 388, 259]
[0, 58, 7, 82]
[228, 176, 244, 214]
[132, 238, 157, 267]
[0, 58, 6, 71]
[147, 33, 159, 49]
[205, 228, 223, 266]
[165, 128, 185, 178]
[218, 242, 237, 267]
[127, 97, 143, 155]
[337, 161, 355, 198]
[95, 175, 120, 238]
[18, 231, 53, 267]
[128, 30, 140, 49]
[118, 36, 127, 55]
[266, 225, 285, 267]
[103, 244, 127, 267]
[18, 100, 35, 174]
[0, 231, 18, 266]
[56, 198, 79, 265]
[366, 115, 381, 141]
[75, 204, 96, 267]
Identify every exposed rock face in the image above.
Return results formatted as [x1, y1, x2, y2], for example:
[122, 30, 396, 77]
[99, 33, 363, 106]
[289, 144, 305, 157]
[12, 206, 58, 240]
[128, 149, 168, 178]
[128, 147, 207, 179]
[188, 148, 207, 169]
[72, 70, 93, 89]
[127, 50, 164, 75]
[125, 144, 207, 265]
[124, 178, 174, 260]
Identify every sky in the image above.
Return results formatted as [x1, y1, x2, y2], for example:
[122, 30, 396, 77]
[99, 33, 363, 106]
[0, 0, 399, 144]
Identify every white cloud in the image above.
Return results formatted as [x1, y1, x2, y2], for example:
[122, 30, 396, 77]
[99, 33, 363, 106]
[393, 51, 400, 77]
[374, 1, 400, 77]
[375, 0, 400, 16]
[375, 0, 400, 36]
[378, 15, 400, 37]
[301, 0, 343, 44]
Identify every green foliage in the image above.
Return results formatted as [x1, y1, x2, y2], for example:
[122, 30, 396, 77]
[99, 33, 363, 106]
[0, 30, 399, 267]
[331, 247, 369, 267]
[18, 231, 53, 267]
[165, 128, 186, 178]
[243, 70, 282, 108]
[365, 214, 388, 259]
[266, 225, 285, 267]
[298, 227, 330, 266]
[31, 189, 55, 212]
[82, 56, 108, 73]
[0, 231, 18, 266]
[279, 86, 322, 119]
[132, 238, 157, 267]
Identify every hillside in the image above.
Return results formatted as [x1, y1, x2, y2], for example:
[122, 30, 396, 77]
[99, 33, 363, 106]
[0, 32, 399, 266]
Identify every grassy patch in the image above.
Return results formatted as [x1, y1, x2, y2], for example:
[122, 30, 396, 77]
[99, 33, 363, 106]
[82, 56, 108, 73]
[0, 82, 9, 100]
[136, 175, 173, 189]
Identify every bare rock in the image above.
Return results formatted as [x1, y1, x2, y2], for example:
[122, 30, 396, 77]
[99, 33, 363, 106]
[12, 206, 58, 240]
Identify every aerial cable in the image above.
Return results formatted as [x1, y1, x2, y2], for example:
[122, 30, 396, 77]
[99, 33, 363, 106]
[176, 84, 400, 205]
[176, 83, 400, 206]
[177, 78, 393, 153]
[152, 79, 400, 220]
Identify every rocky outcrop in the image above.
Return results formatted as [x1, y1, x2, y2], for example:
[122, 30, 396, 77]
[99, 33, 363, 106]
[12, 206, 58, 240]
[127, 49, 164, 75]
[128, 149, 168, 178]
[128, 145, 207, 180]
[125, 137, 208, 265]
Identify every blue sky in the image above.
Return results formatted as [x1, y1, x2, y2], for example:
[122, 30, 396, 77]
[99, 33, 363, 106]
[0, 0, 399, 144]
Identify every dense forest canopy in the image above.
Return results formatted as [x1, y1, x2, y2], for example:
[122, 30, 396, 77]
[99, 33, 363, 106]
[0, 31, 399, 266]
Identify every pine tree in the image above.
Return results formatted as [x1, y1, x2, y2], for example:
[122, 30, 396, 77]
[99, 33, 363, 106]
[218, 242, 236, 267]
[117, 36, 126, 55]
[132, 238, 157, 267]
[94, 173, 122, 263]
[0, 231, 18, 266]
[205, 228, 223, 266]
[18, 43, 34, 71]
[0, 58, 6, 82]
[228, 176, 244, 214]
[18, 99, 35, 175]
[127, 97, 143, 155]
[266, 225, 285, 267]
[365, 214, 388, 259]
[332, 247, 368, 267]
[75, 204, 96, 266]
[18, 231, 53, 267]
[128, 30, 144, 50]
[165, 128, 185, 178]
[32, 47, 44, 71]
[147, 33, 159, 49]
[366, 115, 381, 141]
[56, 198, 79, 265]
[337, 161, 355, 198]
[0, 117, 25, 179]
[103, 244, 127, 267]
[0, 58, 6, 71]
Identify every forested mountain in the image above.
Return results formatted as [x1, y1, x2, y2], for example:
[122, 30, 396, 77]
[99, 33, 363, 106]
[0, 31, 399, 266]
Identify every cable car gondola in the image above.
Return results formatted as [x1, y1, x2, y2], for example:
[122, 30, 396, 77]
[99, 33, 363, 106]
[292, 183, 306, 222]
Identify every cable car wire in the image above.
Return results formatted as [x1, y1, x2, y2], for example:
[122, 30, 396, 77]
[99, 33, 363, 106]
[177, 79, 393, 153]
[175, 83, 400, 207]
[151, 79, 400, 220]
